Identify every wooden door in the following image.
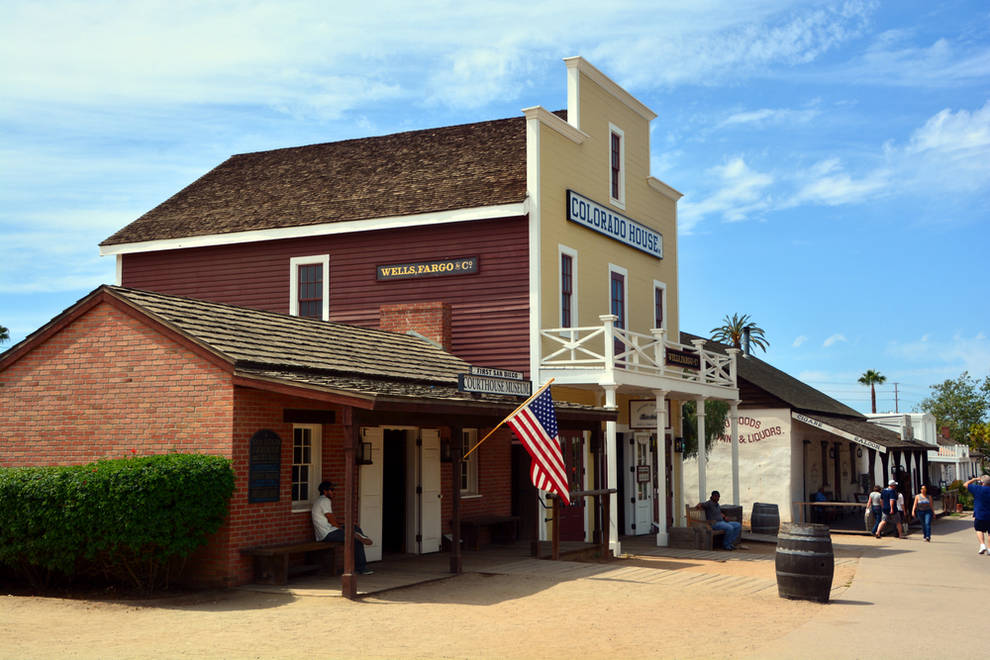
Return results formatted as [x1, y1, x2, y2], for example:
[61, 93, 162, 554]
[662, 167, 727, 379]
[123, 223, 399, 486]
[557, 432, 586, 542]
[358, 427, 383, 562]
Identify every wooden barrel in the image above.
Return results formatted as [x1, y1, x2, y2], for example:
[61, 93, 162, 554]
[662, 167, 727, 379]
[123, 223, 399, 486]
[751, 502, 780, 535]
[775, 523, 834, 603]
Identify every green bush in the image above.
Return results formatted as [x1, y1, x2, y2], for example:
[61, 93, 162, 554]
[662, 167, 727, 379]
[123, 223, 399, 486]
[948, 479, 974, 510]
[0, 454, 234, 592]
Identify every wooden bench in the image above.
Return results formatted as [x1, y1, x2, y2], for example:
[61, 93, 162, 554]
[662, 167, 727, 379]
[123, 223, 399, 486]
[240, 540, 344, 585]
[686, 505, 727, 551]
[458, 515, 521, 551]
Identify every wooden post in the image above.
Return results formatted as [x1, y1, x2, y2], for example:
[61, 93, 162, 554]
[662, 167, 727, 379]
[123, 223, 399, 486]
[551, 495, 560, 560]
[602, 491, 611, 558]
[450, 426, 463, 574]
[340, 417, 358, 599]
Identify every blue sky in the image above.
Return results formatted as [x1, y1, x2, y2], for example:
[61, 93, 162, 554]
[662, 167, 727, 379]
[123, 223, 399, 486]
[2, 1, 988, 415]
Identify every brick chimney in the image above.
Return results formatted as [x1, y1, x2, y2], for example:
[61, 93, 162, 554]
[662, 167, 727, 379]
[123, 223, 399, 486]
[379, 302, 452, 351]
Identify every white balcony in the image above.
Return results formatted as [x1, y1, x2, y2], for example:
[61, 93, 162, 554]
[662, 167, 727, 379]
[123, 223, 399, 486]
[538, 314, 739, 400]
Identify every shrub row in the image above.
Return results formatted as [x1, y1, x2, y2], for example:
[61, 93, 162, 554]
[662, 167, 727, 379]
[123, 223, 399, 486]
[0, 453, 235, 591]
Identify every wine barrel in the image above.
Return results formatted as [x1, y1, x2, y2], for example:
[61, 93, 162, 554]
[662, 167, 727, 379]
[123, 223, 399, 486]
[751, 502, 780, 535]
[775, 523, 834, 603]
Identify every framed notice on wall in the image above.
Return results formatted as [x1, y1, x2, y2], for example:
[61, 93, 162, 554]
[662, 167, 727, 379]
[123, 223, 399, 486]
[629, 399, 672, 429]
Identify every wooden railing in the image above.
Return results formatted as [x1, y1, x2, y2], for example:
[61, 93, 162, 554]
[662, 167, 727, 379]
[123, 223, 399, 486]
[539, 315, 737, 389]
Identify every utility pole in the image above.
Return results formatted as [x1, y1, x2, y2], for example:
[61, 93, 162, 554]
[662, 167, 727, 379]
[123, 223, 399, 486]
[893, 383, 899, 413]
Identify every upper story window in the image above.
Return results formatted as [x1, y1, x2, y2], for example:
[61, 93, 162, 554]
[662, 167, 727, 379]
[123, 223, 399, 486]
[609, 266, 626, 330]
[561, 250, 574, 328]
[609, 124, 625, 208]
[289, 255, 330, 320]
[653, 281, 667, 331]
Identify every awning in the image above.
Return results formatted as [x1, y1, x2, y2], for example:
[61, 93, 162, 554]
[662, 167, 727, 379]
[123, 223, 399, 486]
[792, 411, 889, 453]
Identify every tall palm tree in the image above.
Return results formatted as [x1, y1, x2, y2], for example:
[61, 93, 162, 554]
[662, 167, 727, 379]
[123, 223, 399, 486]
[710, 313, 769, 353]
[0, 325, 8, 343]
[858, 369, 886, 414]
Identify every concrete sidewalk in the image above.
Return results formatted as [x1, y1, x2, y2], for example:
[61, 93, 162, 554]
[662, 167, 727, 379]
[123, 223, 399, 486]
[749, 514, 990, 659]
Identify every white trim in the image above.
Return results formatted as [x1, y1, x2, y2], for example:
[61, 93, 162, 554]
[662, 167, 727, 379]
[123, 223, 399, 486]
[115, 254, 122, 286]
[563, 56, 657, 122]
[290, 423, 322, 512]
[522, 106, 588, 144]
[647, 176, 684, 202]
[652, 279, 668, 331]
[566, 64, 581, 130]
[527, 111, 543, 383]
[558, 244, 578, 327]
[608, 123, 626, 210]
[608, 263, 628, 330]
[99, 202, 527, 256]
[289, 254, 330, 321]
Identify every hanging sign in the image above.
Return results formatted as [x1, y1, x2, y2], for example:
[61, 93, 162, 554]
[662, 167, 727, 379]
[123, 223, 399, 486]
[458, 373, 532, 396]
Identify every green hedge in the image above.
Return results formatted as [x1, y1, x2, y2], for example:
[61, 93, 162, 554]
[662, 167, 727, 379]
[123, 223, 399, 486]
[0, 453, 234, 591]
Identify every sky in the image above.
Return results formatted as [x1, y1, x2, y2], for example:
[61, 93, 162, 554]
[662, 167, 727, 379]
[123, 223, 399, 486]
[2, 0, 988, 416]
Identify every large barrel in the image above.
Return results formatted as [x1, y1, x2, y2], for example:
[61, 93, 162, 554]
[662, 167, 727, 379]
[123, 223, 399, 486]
[775, 523, 834, 603]
[751, 502, 780, 535]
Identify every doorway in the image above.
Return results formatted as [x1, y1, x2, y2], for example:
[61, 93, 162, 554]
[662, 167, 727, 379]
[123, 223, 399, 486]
[382, 429, 407, 554]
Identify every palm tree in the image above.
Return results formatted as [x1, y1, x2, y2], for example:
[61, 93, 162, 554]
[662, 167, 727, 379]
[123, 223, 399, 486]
[710, 313, 769, 353]
[858, 369, 886, 414]
[0, 325, 8, 344]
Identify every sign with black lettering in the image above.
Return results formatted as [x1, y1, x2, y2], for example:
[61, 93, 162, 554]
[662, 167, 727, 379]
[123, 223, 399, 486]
[377, 257, 479, 280]
[458, 373, 532, 396]
[566, 190, 662, 258]
[248, 429, 281, 503]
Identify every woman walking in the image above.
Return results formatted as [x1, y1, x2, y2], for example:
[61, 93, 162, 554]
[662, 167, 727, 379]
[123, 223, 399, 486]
[866, 485, 883, 536]
[912, 485, 935, 542]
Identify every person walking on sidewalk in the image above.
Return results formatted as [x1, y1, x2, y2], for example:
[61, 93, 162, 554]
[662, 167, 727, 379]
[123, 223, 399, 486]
[876, 480, 903, 538]
[964, 475, 990, 554]
[912, 485, 934, 542]
[866, 485, 883, 535]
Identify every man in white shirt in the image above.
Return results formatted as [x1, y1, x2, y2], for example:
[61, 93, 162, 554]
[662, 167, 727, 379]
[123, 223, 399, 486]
[312, 481, 374, 575]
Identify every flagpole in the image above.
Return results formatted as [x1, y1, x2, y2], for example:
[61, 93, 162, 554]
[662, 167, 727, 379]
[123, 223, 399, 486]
[462, 378, 555, 460]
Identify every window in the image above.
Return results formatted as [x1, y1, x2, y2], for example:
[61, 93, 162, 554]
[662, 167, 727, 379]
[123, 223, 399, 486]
[653, 281, 667, 331]
[610, 266, 627, 364]
[608, 124, 625, 207]
[289, 255, 330, 320]
[291, 424, 322, 509]
[561, 252, 573, 328]
[460, 428, 479, 495]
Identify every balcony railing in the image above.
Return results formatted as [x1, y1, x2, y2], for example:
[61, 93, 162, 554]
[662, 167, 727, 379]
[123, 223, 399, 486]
[539, 314, 738, 390]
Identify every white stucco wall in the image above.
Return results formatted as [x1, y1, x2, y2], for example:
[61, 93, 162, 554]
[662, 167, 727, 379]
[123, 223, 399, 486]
[682, 408, 795, 524]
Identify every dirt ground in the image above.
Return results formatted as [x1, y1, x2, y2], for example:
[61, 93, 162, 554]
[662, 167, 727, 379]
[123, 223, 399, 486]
[0, 539, 861, 660]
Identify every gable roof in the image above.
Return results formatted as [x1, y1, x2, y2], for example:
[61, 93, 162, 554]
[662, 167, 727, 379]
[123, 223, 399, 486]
[2, 286, 612, 418]
[101, 114, 540, 247]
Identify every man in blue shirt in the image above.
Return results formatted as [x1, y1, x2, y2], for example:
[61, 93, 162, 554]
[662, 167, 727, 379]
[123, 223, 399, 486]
[875, 480, 902, 539]
[964, 475, 990, 554]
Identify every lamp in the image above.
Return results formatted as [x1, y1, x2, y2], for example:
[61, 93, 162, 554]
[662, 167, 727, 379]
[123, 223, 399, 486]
[440, 437, 453, 463]
[358, 441, 373, 465]
[673, 437, 684, 453]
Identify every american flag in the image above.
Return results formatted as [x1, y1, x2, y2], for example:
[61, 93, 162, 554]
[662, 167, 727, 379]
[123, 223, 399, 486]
[506, 387, 570, 505]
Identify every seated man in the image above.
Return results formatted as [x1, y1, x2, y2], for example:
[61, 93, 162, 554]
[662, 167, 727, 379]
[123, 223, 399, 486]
[696, 490, 742, 550]
[311, 480, 375, 575]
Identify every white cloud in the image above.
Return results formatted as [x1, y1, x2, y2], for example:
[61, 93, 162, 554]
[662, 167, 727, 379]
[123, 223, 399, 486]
[886, 332, 990, 380]
[823, 334, 847, 347]
[715, 106, 821, 130]
[792, 335, 808, 347]
[679, 157, 774, 232]
[785, 157, 890, 207]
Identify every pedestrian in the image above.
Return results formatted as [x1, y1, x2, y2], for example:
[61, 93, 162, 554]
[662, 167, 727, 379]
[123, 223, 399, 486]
[875, 480, 903, 538]
[897, 488, 907, 534]
[963, 475, 990, 555]
[911, 485, 934, 542]
[865, 485, 883, 535]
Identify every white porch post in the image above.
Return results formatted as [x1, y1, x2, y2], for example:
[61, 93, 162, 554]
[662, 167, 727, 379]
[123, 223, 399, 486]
[674, 400, 684, 525]
[654, 389, 668, 546]
[730, 400, 740, 505]
[696, 396, 707, 503]
[604, 384, 621, 556]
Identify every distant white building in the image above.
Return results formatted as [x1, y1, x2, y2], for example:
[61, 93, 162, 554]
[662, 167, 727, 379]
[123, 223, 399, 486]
[867, 413, 979, 485]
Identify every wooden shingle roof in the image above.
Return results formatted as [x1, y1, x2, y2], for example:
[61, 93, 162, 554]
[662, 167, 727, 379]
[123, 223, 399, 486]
[101, 115, 537, 246]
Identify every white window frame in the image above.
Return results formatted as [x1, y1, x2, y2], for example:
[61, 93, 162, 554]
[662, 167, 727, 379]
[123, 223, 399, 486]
[289, 254, 330, 320]
[608, 263, 628, 330]
[558, 244, 579, 328]
[608, 123, 626, 209]
[461, 428, 480, 497]
[291, 423, 322, 512]
[652, 280, 668, 331]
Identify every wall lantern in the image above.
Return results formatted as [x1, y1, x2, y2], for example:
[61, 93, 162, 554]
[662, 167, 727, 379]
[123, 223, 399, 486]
[828, 447, 837, 459]
[673, 437, 684, 453]
[358, 441, 373, 465]
[857, 447, 863, 458]
[440, 437, 453, 463]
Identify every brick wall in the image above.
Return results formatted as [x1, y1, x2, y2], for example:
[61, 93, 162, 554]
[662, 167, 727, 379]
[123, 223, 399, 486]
[379, 301, 452, 350]
[441, 427, 514, 530]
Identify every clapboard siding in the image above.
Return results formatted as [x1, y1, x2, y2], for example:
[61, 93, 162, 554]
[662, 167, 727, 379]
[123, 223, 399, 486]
[121, 216, 531, 373]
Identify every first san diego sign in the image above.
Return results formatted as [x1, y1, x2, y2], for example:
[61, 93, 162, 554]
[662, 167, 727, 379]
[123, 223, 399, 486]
[566, 190, 662, 259]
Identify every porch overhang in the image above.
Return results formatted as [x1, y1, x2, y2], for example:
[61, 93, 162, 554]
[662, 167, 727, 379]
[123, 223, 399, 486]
[540, 367, 739, 403]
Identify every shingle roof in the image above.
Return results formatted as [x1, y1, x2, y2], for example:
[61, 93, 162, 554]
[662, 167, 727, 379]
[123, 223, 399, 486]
[681, 332, 862, 417]
[101, 114, 539, 246]
[798, 412, 926, 450]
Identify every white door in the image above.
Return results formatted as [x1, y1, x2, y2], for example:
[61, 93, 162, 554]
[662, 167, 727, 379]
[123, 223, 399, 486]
[359, 427, 383, 562]
[624, 432, 654, 535]
[418, 428, 443, 554]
